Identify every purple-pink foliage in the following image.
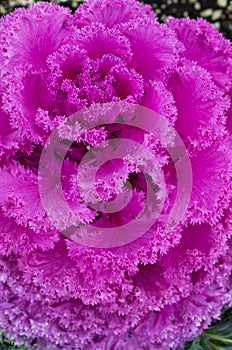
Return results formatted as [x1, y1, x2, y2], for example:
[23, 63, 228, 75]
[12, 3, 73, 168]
[0, 0, 232, 349]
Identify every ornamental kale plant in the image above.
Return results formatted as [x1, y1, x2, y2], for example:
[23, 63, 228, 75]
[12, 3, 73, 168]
[0, 0, 232, 349]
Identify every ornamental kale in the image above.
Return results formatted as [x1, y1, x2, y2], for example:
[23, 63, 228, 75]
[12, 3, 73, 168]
[0, 1, 232, 349]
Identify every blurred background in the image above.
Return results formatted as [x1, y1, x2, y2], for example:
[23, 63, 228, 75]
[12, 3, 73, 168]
[0, 0, 231, 40]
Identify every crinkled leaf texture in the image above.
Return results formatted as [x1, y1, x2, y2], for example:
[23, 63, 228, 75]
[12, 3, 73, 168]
[0, 1, 232, 349]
